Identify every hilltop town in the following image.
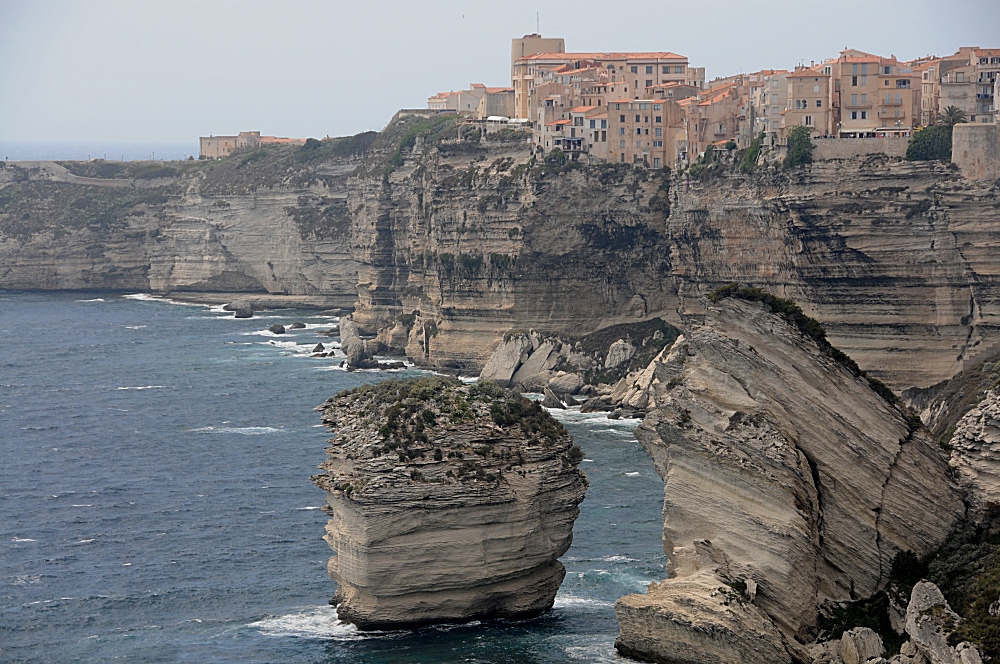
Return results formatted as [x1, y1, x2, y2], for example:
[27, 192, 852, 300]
[421, 34, 999, 170]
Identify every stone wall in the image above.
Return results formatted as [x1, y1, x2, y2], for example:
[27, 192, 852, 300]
[953, 123, 1000, 181]
[812, 137, 910, 160]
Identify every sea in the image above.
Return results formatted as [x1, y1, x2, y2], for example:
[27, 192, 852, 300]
[0, 291, 667, 663]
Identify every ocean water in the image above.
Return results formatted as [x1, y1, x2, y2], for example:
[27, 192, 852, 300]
[0, 291, 666, 663]
[0, 142, 197, 162]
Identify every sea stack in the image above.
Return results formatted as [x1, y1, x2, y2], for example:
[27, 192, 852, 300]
[312, 376, 588, 630]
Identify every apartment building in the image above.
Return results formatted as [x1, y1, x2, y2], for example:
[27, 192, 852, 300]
[198, 131, 307, 159]
[606, 99, 683, 168]
[681, 81, 744, 157]
[832, 51, 917, 137]
[753, 71, 789, 142]
[543, 106, 609, 159]
[512, 49, 689, 119]
[781, 67, 832, 141]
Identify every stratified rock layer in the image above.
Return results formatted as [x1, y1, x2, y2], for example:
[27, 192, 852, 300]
[949, 389, 1000, 514]
[614, 298, 963, 662]
[311, 377, 587, 629]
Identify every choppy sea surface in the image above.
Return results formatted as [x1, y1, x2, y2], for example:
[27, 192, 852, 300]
[0, 291, 666, 663]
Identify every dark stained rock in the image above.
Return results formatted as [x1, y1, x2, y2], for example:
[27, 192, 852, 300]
[290, 322, 306, 329]
[269, 324, 286, 335]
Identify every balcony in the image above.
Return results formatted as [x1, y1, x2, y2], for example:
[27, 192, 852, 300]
[844, 102, 873, 109]
[878, 110, 906, 119]
[880, 100, 903, 106]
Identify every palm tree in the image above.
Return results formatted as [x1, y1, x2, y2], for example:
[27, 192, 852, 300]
[937, 105, 968, 127]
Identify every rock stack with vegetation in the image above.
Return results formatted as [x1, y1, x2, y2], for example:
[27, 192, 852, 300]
[311, 376, 588, 629]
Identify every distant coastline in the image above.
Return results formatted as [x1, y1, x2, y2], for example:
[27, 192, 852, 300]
[0, 141, 197, 162]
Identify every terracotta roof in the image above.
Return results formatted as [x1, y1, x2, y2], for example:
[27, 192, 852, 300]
[545, 119, 572, 126]
[484, 87, 513, 94]
[518, 51, 686, 62]
[569, 105, 597, 112]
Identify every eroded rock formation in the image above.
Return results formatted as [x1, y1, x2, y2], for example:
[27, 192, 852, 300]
[311, 377, 587, 629]
[612, 297, 964, 663]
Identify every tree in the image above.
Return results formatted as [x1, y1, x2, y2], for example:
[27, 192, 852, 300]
[937, 105, 968, 127]
[784, 126, 814, 168]
[906, 124, 952, 161]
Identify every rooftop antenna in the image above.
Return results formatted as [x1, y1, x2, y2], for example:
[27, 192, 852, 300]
[536, 12, 539, 34]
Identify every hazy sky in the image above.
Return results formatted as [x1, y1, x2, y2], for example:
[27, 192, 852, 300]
[1, 0, 998, 143]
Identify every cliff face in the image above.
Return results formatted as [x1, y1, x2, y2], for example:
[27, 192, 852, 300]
[4, 122, 1000, 391]
[0, 153, 362, 306]
[347, 145, 1000, 390]
[311, 377, 587, 629]
[612, 298, 963, 663]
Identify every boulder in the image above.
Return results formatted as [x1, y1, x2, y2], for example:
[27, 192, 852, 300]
[542, 388, 565, 409]
[269, 324, 286, 335]
[340, 318, 373, 369]
[511, 341, 559, 388]
[228, 299, 253, 318]
[289, 322, 306, 329]
[604, 338, 637, 369]
[313, 343, 325, 353]
[580, 396, 613, 413]
[548, 372, 584, 395]
[625, 294, 647, 318]
[480, 334, 532, 387]
[905, 581, 982, 664]
[839, 627, 885, 664]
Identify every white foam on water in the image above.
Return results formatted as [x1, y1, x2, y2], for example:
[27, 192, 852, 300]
[624, 472, 641, 477]
[249, 605, 367, 640]
[121, 293, 204, 307]
[71, 504, 93, 507]
[300, 322, 339, 329]
[297, 506, 323, 510]
[187, 426, 284, 435]
[11, 537, 36, 542]
[116, 386, 167, 391]
[602, 555, 638, 563]
[552, 594, 613, 609]
[76, 539, 95, 544]
[76, 298, 105, 302]
[10, 574, 43, 585]
[124, 325, 147, 330]
[564, 643, 619, 662]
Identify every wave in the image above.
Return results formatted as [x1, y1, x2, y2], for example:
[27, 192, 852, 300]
[249, 605, 366, 640]
[124, 325, 147, 330]
[187, 426, 284, 435]
[116, 385, 167, 391]
[76, 298, 105, 302]
[552, 594, 613, 609]
[624, 472, 641, 477]
[11, 537, 37, 542]
[296, 506, 323, 510]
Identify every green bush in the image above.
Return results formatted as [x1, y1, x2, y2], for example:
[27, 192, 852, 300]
[784, 126, 814, 169]
[741, 133, 765, 173]
[906, 124, 952, 162]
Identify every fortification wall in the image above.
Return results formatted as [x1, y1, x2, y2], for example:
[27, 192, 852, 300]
[953, 123, 999, 181]
[813, 137, 909, 160]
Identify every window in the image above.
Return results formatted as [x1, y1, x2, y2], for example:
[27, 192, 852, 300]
[639, 102, 650, 110]
[635, 115, 641, 122]
[589, 120, 596, 128]
[636, 139, 642, 148]
[646, 80, 653, 88]
[620, 154, 625, 163]
[645, 66, 653, 74]
[897, 79, 910, 88]
[620, 115, 626, 122]
[601, 120, 607, 128]
[773, 106, 780, 114]
[851, 111, 858, 119]
[602, 130, 606, 141]
[861, 64, 868, 75]
[630, 66, 638, 74]
[636, 128, 642, 135]
[619, 140, 626, 148]
[813, 85, 820, 93]
[852, 76, 858, 86]
[771, 80, 779, 88]
[655, 116, 662, 123]
[574, 117, 583, 126]
[653, 158, 661, 168]
[981, 57, 989, 64]
[883, 66, 892, 75]
[675, 66, 683, 74]
[861, 76, 867, 85]
[653, 104, 661, 111]
[652, 140, 663, 147]
[619, 127, 625, 135]
[816, 99, 822, 107]
[861, 111, 868, 119]
[803, 116, 813, 126]
[615, 103, 621, 110]
[852, 64, 858, 75]
[861, 94, 866, 103]
[662, 66, 669, 74]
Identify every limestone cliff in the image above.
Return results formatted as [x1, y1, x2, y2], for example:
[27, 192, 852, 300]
[311, 376, 587, 629]
[5, 118, 1000, 392]
[0, 144, 365, 306]
[612, 297, 963, 663]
